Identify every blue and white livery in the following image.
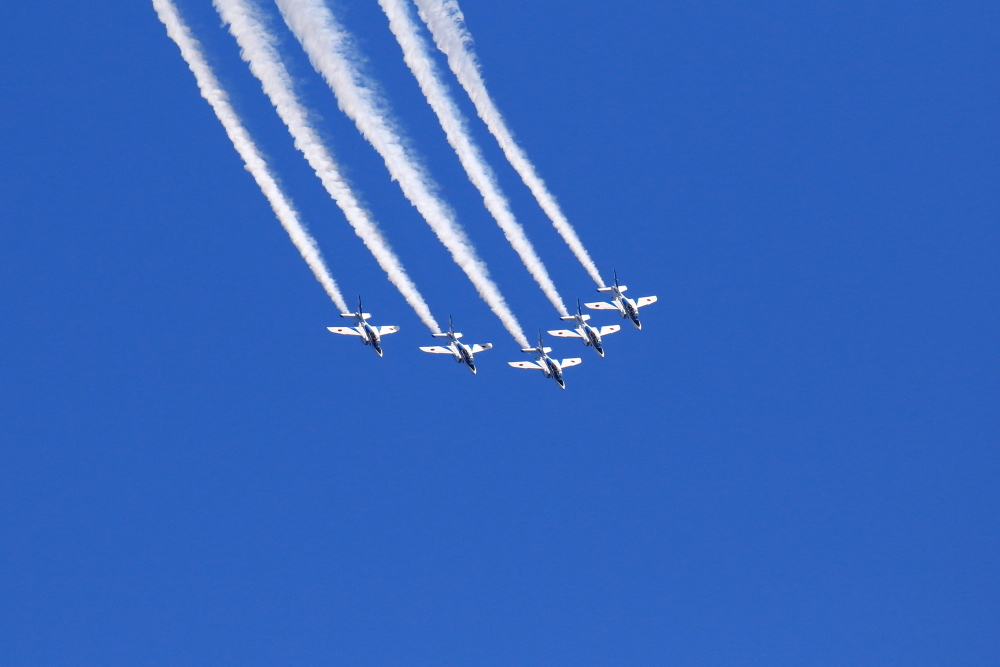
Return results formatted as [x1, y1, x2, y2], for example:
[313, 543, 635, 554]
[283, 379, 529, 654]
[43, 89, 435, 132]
[419, 317, 493, 374]
[548, 299, 621, 357]
[584, 270, 657, 330]
[508, 333, 582, 390]
[327, 297, 400, 357]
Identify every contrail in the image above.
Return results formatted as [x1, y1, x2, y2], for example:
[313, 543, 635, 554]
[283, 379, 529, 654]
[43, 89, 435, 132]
[152, 0, 348, 314]
[412, 0, 606, 287]
[212, 0, 441, 333]
[378, 0, 569, 317]
[274, 0, 530, 348]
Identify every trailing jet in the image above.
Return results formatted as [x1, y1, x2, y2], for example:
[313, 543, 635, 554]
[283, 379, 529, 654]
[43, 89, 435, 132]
[547, 299, 621, 357]
[326, 297, 399, 357]
[584, 270, 657, 330]
[419, 316, 493, 374]
[508, 333, 582, 389]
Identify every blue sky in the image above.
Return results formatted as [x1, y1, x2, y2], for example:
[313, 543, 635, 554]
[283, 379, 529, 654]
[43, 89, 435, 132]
[1, 0, 997, 664]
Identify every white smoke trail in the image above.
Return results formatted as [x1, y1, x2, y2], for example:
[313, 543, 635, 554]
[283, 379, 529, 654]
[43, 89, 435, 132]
[152, 0, 348, 313]
[378, 0, 569, 317]
[211, 0, 440, 332]
[412, 0, 606, 287]
[274, 0, 530, 348]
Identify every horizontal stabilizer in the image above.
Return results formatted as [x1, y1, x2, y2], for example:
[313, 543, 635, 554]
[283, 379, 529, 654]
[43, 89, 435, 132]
[599, 325, 621, 336]
[508, 361, 543, 370]
[431, 332, 449, 338]
[378, 326, 400, 335]
[470, 343, 492, 353]
[327, 326, 362, 336]
[547, 329, 582, 338]
[340, 312, 372, 319]
[584, 301, 618, 310]
[419, 346, 454, 354]
[560, 358, 583, 368]
[636, 296, 658, 308]
[598, 285, 626, 292]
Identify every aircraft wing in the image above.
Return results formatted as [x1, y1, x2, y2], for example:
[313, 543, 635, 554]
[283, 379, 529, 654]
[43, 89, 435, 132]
[378, 325, 400, 335]
[508, 361, 543, 370]
[470, 344, 492, 353]
[327, 326, 362, 336]
[599, 325, 621, 335]
[584, 301, 618, 310]
[547, 329, 582, 338]
[419, 346, 455, 354]
[635, 296, 658, 308]
[560, 358, 583, 368]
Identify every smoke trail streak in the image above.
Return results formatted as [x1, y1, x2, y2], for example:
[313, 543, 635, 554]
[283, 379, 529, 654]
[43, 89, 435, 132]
[275, 0, 530, 348]
[152, 0, 348, 313]
[412, 0, 606, 287]
[211, 0, 440, 332]
[379, 0, 569, 317]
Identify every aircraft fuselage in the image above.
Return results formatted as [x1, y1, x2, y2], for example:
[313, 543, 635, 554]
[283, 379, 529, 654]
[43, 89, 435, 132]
[539, 355, 565, 388]
[579, 323, 606, 355]
[360, 322, 383, 356]
[457, 343, 477, 372]
[611, 295, 643, 330]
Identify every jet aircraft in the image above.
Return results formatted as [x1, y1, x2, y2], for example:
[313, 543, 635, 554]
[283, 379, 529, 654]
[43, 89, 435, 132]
[419, 316, 493, 374]
[508, 333, 582, 389]
[584, 270, 657, 330]
[547, 299, 621, 357]
[326, 297, 399, 357]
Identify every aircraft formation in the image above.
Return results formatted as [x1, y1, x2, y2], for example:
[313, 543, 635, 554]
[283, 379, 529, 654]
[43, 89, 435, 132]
[154, 0, 656, 390]
[329, 271, 656, 389]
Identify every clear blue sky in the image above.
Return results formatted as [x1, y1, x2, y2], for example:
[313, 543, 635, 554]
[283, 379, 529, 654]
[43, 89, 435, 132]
[1, 0, 997, 664]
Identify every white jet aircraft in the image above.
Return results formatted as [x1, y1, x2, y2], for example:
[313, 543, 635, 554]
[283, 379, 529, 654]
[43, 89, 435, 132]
[419, 316, 493, 374]
[326, 297, 399, 357]
[584, 270, 657, 330]
[508, 333, 582, 389]
[547, 299, 621, 357]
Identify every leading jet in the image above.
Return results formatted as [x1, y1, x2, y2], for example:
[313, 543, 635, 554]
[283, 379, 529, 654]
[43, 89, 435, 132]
[419, 316, 493, 374]
[508, 333, 582, 389]
[547, 299, 621, 357]
[584, 270, 657, 330]
[326, 297, 400, 357]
